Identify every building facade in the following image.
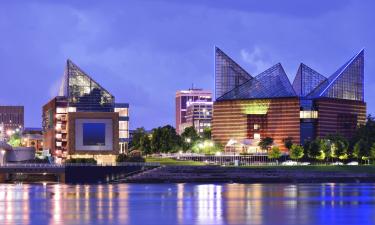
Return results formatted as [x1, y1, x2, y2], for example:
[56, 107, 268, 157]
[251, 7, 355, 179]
[175, 89, 212, 134]
[22, 128, 44, 152]
[42, 60, 129, 163]
[212, 47, 366, 153]
[0, 106, 24, 136]
[185, 101, 213, 134]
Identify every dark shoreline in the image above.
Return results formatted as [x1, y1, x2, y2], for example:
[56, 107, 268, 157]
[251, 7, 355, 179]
[121, 165, 375, 184]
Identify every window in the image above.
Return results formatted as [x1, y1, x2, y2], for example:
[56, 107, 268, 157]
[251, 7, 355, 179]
[300, 111, 318, 119]
[254, 124, 260, 130]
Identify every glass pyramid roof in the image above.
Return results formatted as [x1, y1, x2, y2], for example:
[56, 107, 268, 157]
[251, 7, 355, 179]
[292, 63, 327, 97]
[307, 50, 364, 101]
[215, 47, 253, 99]
[215, 48, 365, 102]
[58, 59, 115, 112]
[217, 63, 297, 100]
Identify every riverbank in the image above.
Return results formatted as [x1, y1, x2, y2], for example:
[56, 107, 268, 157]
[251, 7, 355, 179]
[122, 165, 375, 183]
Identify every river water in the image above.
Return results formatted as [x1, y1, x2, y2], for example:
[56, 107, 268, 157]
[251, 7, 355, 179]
[0, 183, 374, 225]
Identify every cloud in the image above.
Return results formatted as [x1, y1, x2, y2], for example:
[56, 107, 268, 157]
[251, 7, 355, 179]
[240, 47, 272, 75]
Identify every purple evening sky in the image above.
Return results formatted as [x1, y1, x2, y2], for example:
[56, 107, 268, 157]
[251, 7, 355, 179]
[0, 0, 374, 130]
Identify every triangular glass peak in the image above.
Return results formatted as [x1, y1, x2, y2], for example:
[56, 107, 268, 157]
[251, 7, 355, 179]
[215, 47, 253, 100]
[217, 63, 296, 100]
[320, 50, 364, 101]
[292, 63, 327, 97]
[58, 59, 115, 112]
[308, 50, 364, 101]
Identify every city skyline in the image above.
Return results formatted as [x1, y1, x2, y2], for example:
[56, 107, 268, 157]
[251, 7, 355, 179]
[1, 0, 374, 129]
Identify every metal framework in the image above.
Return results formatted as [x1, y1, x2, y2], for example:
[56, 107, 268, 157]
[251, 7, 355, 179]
[59, 60, 115, 112]
[215, 48, 365, 102]
[217, 63, 296, 100]
[215, 47, 252, 100]
[292, 63, 327, 97]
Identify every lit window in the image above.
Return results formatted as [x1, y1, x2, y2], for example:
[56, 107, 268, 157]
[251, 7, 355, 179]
[254, 124, 260, 130]
[68, 107, 76, 112]
[56, 107, 67, 114]
[300, 111, 318, 119]
[254, 133, 260, 139]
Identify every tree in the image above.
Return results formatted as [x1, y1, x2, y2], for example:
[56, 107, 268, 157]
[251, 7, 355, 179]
[8, 132, 21, 147]
[325, 134, 348, 160]
[181, 126, 200, 151]
[319, 139, 332, 161]
[130, 127, 147, 149]
[353, 139, 369, 159]
[290, 144, 304, 161]
[307, 140, 321, 159]
[370, 143, 375, 161]
[283, 137, 293, 151]
[139, 134, 152, 155]
[268, 146, 282, 164]
[258, 137, 274, 151]
[202, 127, 212, 139]
[151, 125, 181, 153]
[350, 114, 375, 158]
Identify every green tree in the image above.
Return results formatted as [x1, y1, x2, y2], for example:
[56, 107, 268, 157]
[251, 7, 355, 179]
[307, 140, 321, 159]
[151, 125, 181, 153]
[283, 137, 293, 151]
[181, 126, 200, 151]
[258, 137, 274, 151]
[326, 134, 348, 160]
[370, 143, 375, 161]
[139, 134, 152, 155]
[319, 139, 332, 161]
[8, 132, 21, 147]
[268, 146, 282, 164]
[353, 139, 369, 159]
[202, 127, 212, 139]
[290, 144, 304, 161]
[350, 115, 375, 157]
[130, 127, 147, 149]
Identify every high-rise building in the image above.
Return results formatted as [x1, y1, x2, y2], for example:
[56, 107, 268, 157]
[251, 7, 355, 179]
[0, 106, 24, 136]
[184, 101, 213, 135]
[175, 88, 212, 134]
[42, 60, 129, 163]
[212, 47, 366, 153]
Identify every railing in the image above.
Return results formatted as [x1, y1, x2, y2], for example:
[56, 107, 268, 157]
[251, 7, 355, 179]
[0, 163, 65, 168]
[163, 154, 284, 166]
[0, 162, 160, 168]
[65, 162, 160, 167]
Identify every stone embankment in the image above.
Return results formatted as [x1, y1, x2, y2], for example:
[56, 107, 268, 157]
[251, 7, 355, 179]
[121, 166, 375, 183]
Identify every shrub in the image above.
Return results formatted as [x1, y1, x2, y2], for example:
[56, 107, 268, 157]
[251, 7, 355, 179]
[116, 153, 145, 163]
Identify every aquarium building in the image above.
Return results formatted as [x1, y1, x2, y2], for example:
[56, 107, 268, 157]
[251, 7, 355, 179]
[43, 60, 129, 163]
[212, 47, 366, 153]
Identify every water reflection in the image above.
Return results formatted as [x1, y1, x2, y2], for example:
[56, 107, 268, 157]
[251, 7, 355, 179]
[0, 183, 374, 224]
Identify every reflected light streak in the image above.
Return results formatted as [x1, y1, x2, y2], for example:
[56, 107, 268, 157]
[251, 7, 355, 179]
[196, 184, 223, 225]
[177, 183, 184, 224]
